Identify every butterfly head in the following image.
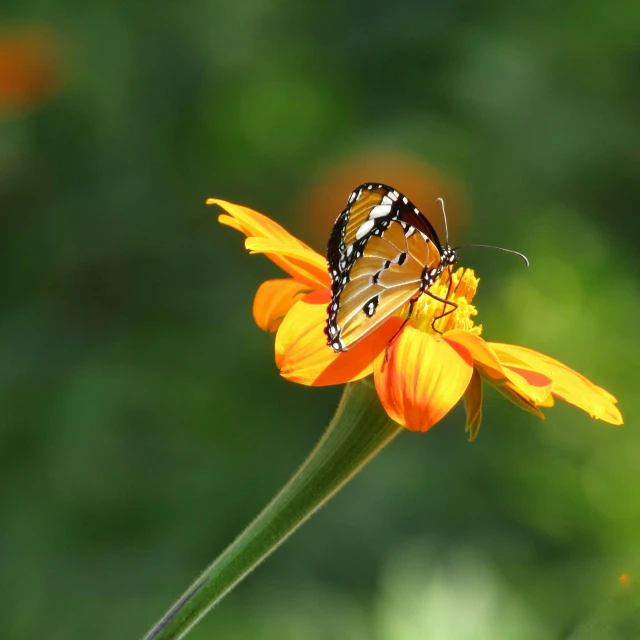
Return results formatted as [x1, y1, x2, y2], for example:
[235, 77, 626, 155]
[442, 246, 458, 268]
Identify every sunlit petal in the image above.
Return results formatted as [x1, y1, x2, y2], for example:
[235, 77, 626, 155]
[217, 213, 243, 233]
[586, 381, 618, 404]
[210, 199, 310, 247]
[494, 381, 545, 418]
[490, 343, 622, 425]
[275, 290, 397, 386]
[213, 198, 331, 289]
[374, 325, 474, 432]
[537, 394, 555, 408]
[245, 238, 330, 289]
[464, 369, 483, 441]
[253, 279, 313, 332]
[445, 330, 552, 404]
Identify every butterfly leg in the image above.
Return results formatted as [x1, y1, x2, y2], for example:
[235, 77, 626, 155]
[428, 269, 458, 334]
[427, 292, 458, 334]
[384, 295, 420, 363]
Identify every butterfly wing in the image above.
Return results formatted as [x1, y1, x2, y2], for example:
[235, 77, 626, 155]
[327, 183, 442, 280]
[326, 184, 446, 351]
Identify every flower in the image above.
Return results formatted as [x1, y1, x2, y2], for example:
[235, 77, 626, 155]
[209, 197, 622, 438]
[295, 149, 465, 247]
[0, 28, 61, 113]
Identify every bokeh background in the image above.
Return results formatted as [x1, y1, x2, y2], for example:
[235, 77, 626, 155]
[1, 2, 639, 638]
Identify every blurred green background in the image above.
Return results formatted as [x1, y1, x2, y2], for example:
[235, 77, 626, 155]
[1, 1, 639, 638]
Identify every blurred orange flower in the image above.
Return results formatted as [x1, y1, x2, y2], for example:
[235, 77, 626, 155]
[297, 149, 465, 246]
[0, 28, 61, 113]
[210, 198, 622, 438]
[619, 573, 631, 587]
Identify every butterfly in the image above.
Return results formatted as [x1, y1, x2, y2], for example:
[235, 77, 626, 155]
[325, 183, 458, 352]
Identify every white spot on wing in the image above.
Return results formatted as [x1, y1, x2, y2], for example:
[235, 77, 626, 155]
[356, 218, 376, 239]
[369, 204, 392, 219]
[402, 197, 408, 204]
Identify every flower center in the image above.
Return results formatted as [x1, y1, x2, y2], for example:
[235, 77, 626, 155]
[403, 267, 482, 336]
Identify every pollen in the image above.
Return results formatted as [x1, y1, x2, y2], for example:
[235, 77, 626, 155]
[408, 268, 482, 336]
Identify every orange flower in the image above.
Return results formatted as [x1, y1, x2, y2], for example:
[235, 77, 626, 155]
[209, 198, 622, 438]
[0, 28, 61, 113]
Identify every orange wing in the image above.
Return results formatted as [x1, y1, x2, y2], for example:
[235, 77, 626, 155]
[326, 183, 450, 352]
[327, 183, 443, 280]
[329, 221, 442, 350]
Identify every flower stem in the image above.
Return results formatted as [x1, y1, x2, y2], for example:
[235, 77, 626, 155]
[141, 379, 402, 640]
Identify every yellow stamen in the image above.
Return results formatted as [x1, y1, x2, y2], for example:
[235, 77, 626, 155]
[407, 267, 482, 336]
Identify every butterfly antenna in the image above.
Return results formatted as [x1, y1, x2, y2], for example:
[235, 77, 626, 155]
[453, 244, 530, 267]
[436, 197, 450, 246]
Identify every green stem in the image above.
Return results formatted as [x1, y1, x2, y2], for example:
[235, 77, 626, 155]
[141, 379, 402, 640]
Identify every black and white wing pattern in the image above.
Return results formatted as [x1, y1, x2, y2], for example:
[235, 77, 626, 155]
[325, 183, 453, 352]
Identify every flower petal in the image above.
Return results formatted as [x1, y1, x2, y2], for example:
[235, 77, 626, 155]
[245, 238, 330, 290]
[444, 330, 553, 404]
[494, 381, 545, 418]
[537, 394, 555, 408]
[275, 290, 397, 386]
[210, 198, 310, 247]
[253, 279, 313, 332]
[489, 343, 623, 425]
[217, 213, 243, 233]
[464, 369, 483, 441]
[212, 198, 331, 290]
[590, 382, 618, 404]
[374, 324, 474, 432]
